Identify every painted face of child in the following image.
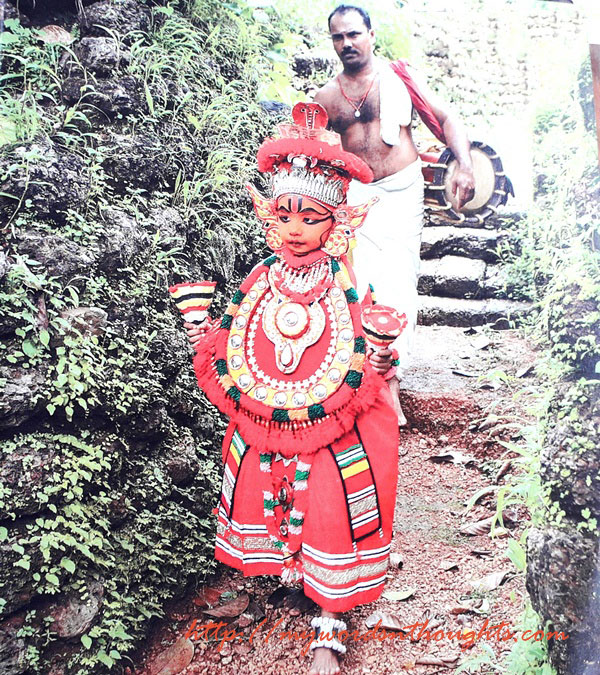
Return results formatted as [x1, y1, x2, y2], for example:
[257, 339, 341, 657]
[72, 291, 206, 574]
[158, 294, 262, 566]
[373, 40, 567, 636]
[276, 194, 334, 255]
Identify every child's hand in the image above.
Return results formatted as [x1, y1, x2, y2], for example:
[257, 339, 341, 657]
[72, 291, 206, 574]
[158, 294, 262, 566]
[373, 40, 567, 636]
[184, 320, 210, 348]
[368, 347, 393, 375]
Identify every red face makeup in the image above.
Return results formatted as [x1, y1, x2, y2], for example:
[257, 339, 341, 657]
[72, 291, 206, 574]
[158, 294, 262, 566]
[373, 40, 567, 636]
[276, 195, 334, 255]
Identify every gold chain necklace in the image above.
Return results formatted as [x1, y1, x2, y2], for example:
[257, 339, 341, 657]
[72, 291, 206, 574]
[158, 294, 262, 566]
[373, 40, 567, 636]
[337, 73, 377, 118]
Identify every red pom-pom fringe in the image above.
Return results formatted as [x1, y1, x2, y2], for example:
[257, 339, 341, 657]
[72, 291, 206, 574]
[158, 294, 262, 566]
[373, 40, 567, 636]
[257, 137, 373, 184]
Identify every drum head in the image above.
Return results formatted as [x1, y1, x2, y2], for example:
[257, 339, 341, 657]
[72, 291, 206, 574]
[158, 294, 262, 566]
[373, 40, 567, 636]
[423, 141, 509, 225]
[443, 147, 497, 214]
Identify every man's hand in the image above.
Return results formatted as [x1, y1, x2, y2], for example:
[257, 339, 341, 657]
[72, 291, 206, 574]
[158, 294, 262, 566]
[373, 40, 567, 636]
[184, 320, 210, 348]
[368, 347, 393, 375]
[451, 166, 476, 210]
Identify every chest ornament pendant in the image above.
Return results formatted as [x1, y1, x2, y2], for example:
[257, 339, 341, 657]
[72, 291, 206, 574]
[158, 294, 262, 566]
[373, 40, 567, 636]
[263, 293, 326, 374]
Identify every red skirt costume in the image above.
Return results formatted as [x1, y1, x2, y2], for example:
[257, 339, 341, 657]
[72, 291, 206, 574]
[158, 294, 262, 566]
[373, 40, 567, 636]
[192, 248, 399, 612]
[189, 102, 399, 612]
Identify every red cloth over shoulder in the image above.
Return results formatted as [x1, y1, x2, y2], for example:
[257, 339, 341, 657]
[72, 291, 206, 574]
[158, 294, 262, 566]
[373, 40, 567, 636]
[390, 59, 447, 145]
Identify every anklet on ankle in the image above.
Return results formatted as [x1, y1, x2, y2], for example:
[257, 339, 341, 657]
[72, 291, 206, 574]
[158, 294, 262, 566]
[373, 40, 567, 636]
[309, 616, 347, 655]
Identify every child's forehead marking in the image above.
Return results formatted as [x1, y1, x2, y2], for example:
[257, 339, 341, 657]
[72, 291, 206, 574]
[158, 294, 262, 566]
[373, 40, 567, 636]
[276, 195, 330, 214]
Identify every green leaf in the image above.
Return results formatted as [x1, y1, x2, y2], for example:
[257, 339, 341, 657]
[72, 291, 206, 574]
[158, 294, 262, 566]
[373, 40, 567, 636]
[0, 32, 20, 46]
[0, 527, 7, 542]
[81, 635, 92, 649]
[97, 651, 114, 668]
[506, 539, 526, 571]
[154, 5, 174, 15]
[22, 340, 39, 358]
[60, 557, 76, 574]
[11, 543, 24, 555]
[39, 330, 50, 347]
[14, 558, 30, 571]
[144, 82, 155, 117]
[46, 403, 56, 415]
[45, 573, 60, 585]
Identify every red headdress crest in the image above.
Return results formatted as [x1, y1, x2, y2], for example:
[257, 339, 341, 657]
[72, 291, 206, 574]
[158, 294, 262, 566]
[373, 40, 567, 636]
[247, 102, 376, 256]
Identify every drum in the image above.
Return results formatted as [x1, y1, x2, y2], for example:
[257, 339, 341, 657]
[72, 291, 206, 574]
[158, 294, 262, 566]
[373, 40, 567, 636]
[420, 141, 513, 225]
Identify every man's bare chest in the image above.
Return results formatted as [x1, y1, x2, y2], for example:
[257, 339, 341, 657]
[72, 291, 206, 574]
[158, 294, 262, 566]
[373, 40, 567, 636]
[329, 87, 380, 135]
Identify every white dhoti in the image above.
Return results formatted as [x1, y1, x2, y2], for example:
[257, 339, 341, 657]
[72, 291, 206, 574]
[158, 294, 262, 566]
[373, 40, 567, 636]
[347, 159, 424, 378]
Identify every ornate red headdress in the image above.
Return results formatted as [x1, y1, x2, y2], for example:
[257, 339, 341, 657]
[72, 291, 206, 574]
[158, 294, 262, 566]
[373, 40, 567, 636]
[247, 102, 376, 257]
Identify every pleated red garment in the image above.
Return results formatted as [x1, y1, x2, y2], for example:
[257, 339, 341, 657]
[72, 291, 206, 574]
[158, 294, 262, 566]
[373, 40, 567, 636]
[215, 383, 398, 613]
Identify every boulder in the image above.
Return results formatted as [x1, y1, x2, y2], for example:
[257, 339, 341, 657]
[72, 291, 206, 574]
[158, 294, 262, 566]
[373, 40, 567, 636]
[80, 0, 151, 44]
[527, 527, 599, 673]
[541, 389, 600, 519]
[0, 613, 27, 675]
[43, 581, 104, 639]
[148, 206, 186, 242]
[150, 328, 191, 378]
[75, 37, 129, 76]
[292, 50, 337, 78]
[120, 401, 168, 441]
[0, 365, 48, 431]
[62, 76, 143, 119]
[420, 225, 504, 263]
[259, 101, 292, 118]
[165, 435, 199, 486]
[0, 437, 57, 517]
[0, 143, 89, 223]
[201, 230, 237, 282]
[107, 493, 130, 526]
[17, 232, 95, 282]
[101, 134, 172, 192]
[95, 209, 149, 275]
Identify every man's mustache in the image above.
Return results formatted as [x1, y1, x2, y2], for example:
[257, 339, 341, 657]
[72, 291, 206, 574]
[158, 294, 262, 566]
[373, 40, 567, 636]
[342, 48, 357, 56]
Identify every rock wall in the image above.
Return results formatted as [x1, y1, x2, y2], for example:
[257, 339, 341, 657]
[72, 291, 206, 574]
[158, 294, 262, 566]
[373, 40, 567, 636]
[0, 0, 280, 671]
[526, 149, 600, 673]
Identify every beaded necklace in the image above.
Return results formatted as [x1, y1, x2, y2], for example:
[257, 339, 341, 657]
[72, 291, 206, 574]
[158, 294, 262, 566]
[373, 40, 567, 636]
[269, 256, 334, 305]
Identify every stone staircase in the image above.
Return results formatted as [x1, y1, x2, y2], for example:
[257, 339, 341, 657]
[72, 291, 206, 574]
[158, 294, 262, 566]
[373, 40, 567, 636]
[417, 214, 533, 328]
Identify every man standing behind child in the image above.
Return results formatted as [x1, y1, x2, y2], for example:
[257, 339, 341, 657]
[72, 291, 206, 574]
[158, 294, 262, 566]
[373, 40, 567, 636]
[314, 4, 475, 424]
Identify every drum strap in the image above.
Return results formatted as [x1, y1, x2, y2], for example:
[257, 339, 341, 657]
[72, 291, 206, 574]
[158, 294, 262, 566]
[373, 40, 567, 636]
[390, 60, 447, 144]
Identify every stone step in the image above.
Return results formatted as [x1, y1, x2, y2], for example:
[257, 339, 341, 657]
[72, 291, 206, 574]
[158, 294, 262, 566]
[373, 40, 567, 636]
[418, 295, 532, 328]
[418, 256, 485, 298]
[420, 225, 505, 262]
[424, 210, 527, 229]
[418, 256, 519, 300]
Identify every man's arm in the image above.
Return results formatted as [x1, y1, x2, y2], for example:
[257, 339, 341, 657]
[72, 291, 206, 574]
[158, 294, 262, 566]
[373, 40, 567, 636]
[407, 66, 475, 209]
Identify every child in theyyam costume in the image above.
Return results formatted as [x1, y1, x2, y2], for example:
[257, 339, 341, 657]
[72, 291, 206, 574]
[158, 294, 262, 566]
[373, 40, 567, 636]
[178, 103, 406, 675]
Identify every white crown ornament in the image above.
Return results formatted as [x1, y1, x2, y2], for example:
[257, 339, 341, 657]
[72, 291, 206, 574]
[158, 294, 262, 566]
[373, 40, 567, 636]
[271, 159, 345, 207]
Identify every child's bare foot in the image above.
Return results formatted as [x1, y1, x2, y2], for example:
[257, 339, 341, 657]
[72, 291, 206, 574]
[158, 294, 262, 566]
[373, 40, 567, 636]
[388, 378, 407, 427]
[308, 612, 345, 675]
[309, 647, 340, 675]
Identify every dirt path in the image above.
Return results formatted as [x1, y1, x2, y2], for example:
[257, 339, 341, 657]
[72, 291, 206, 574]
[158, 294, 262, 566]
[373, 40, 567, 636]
[132, 325, 539, 675]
